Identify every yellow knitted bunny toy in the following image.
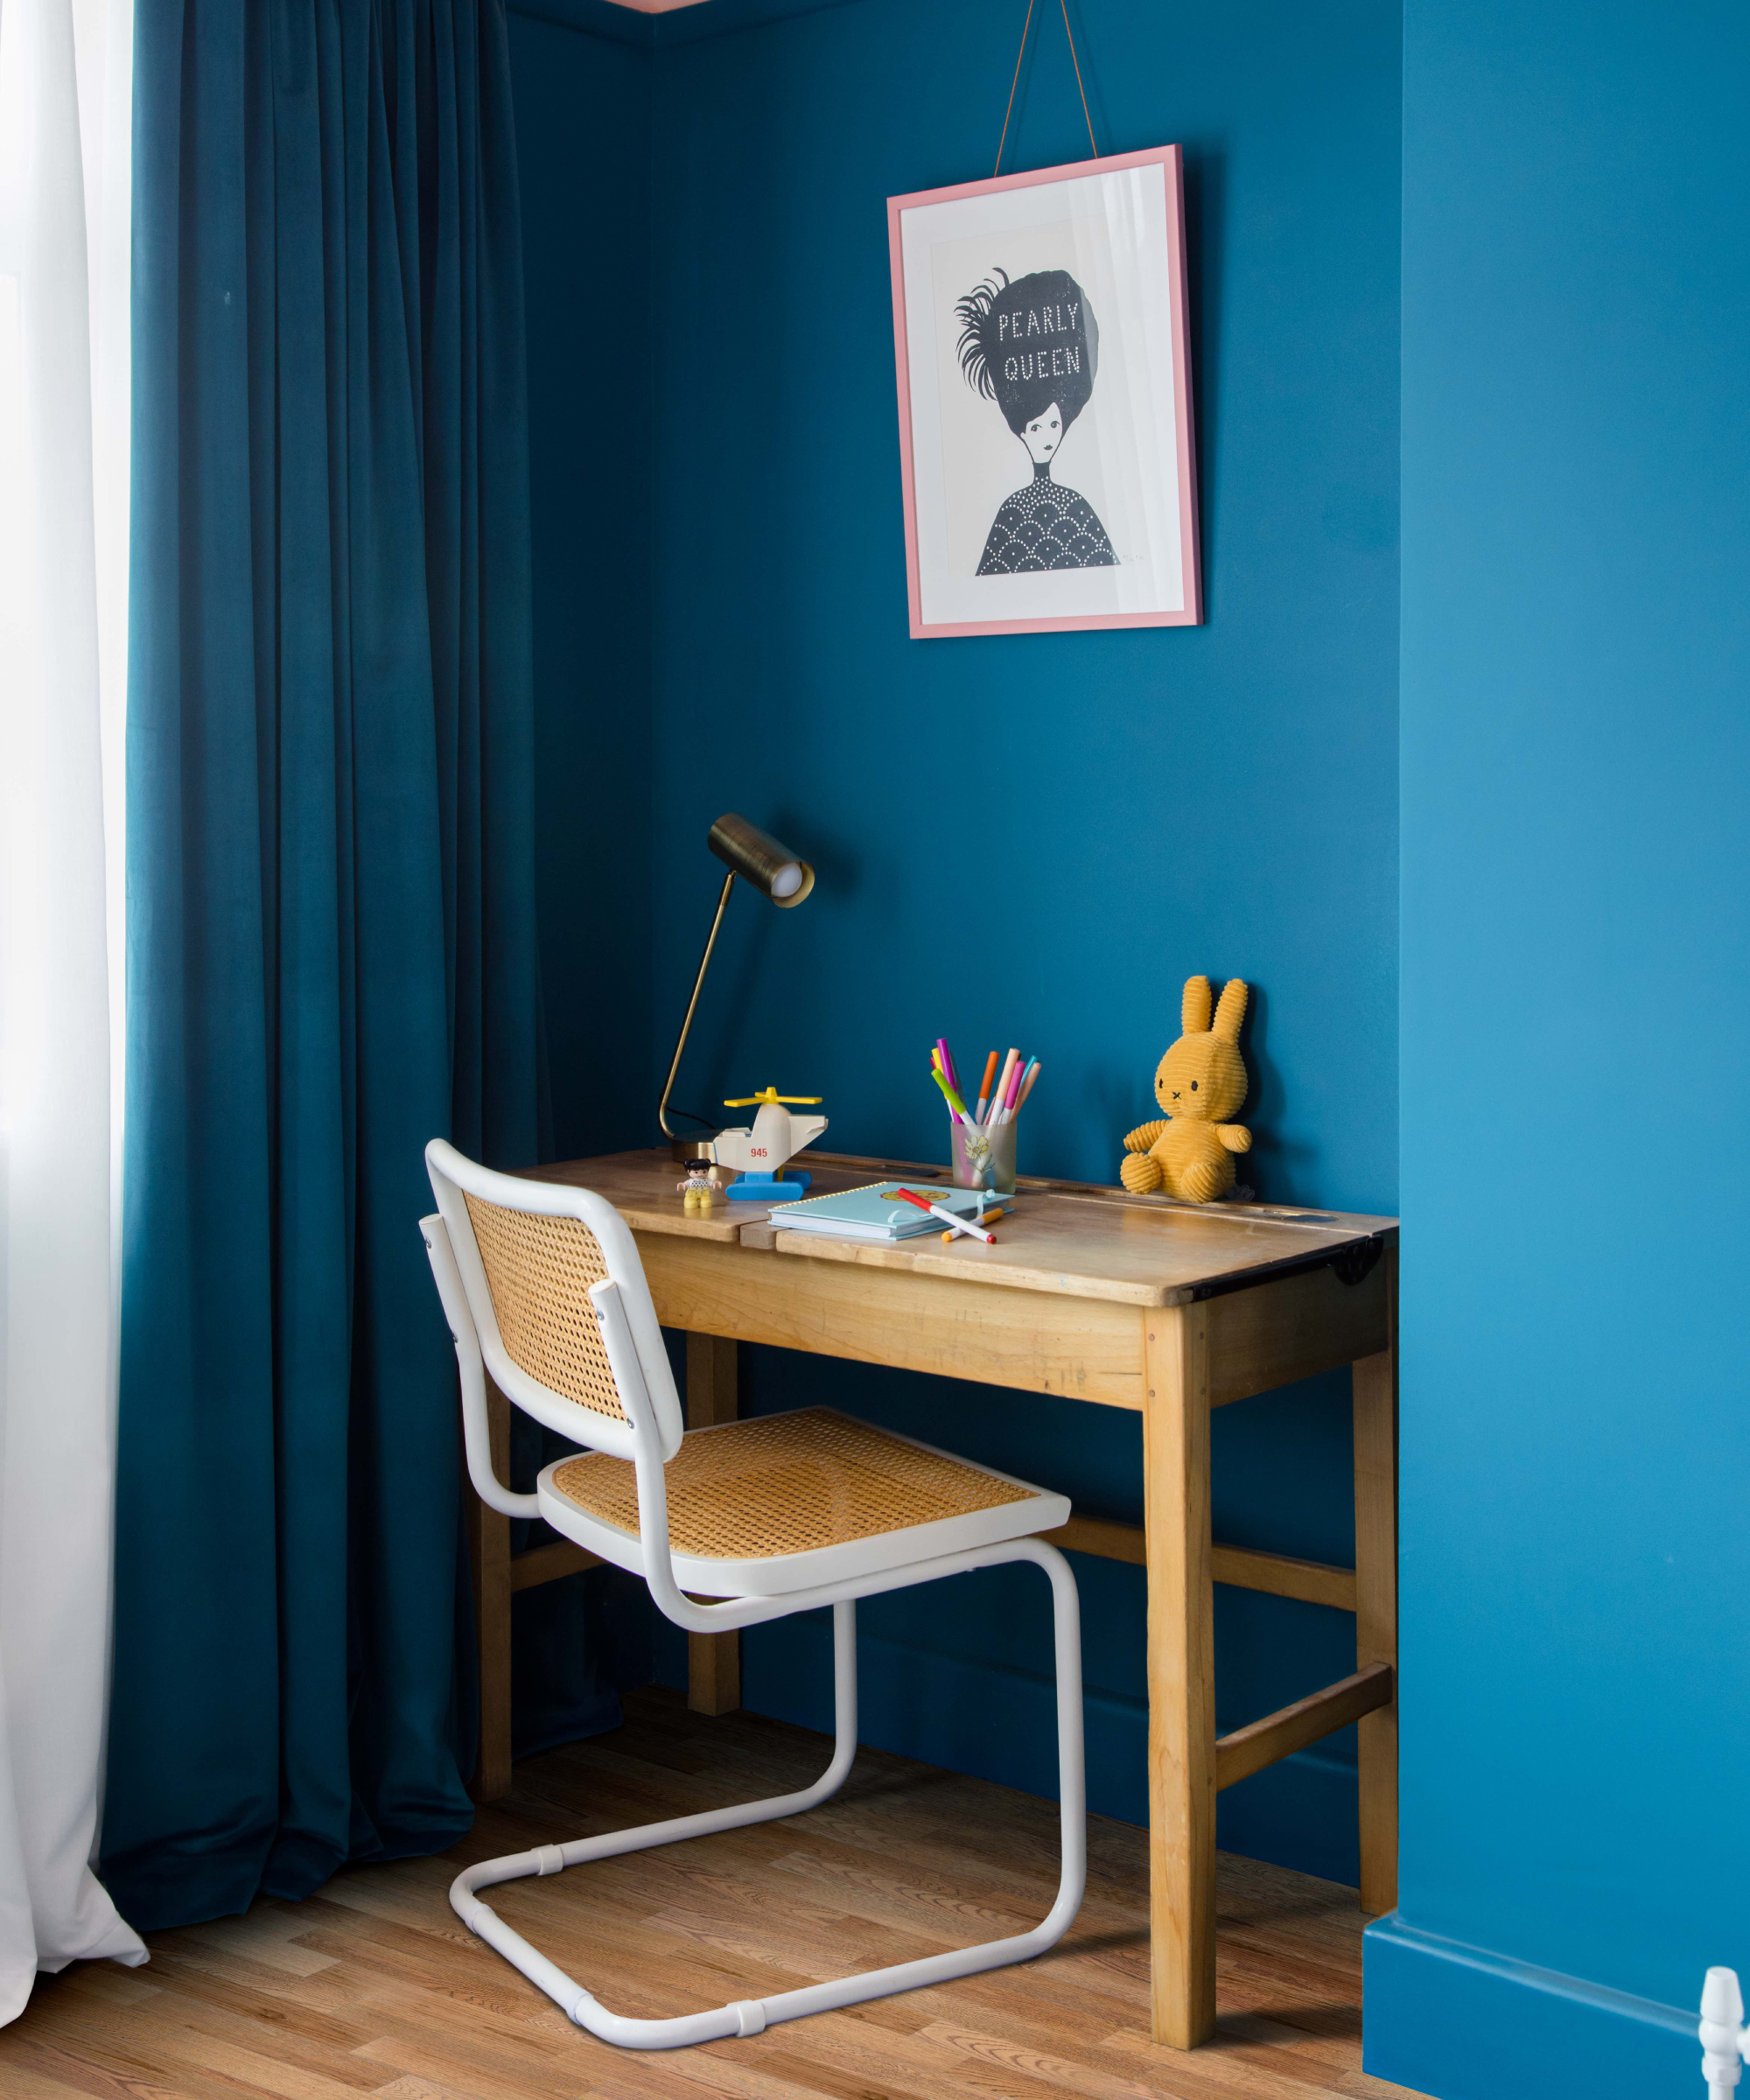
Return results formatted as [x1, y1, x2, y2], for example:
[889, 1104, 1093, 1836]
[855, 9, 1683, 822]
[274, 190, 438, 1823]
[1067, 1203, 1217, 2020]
[1119, 976, 1251, 1203]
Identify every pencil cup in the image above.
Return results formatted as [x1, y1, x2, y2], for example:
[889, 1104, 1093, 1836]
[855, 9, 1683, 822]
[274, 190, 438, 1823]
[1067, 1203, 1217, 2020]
[950, 1119, 1017, 1198]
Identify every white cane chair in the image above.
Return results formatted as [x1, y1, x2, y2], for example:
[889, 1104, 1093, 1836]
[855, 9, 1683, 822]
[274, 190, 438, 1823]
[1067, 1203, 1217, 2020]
[419, 1138, 1087, 2052]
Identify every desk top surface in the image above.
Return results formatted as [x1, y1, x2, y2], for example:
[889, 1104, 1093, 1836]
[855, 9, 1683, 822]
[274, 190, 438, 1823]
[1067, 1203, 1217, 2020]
[522, 1150, 1397, 1309]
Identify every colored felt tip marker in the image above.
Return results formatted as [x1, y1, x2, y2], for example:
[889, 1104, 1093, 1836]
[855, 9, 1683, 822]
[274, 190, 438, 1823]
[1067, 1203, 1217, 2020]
[1014, 1060, 1041, 1113]
[936, 1039, 961, 1096]
[992, 1047, 1019, 1120]
[928, 1064, 973, 1125]
[892, 1186, 995, 1244]
[987, 1049, 1021, 1125]
[973, 1050, 999, 1123]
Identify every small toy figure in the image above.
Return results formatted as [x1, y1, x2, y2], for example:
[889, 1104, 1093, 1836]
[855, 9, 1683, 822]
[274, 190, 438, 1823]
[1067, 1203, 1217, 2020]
[1119, 976, 1251, 1204]
[677, 1159, 717, 1214]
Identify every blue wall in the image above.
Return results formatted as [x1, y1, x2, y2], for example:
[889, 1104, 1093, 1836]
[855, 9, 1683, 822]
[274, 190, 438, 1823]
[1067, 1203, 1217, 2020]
[1372, 3, 1750, 2093]
[629, 0, 1402, 1882]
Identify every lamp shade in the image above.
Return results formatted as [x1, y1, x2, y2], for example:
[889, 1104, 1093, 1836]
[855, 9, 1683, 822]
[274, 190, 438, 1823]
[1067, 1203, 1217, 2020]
[707, 813, 815, 907]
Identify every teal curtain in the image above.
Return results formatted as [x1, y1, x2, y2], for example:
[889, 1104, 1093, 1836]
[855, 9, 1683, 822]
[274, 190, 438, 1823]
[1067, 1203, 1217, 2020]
[102, 0, 542, 1929]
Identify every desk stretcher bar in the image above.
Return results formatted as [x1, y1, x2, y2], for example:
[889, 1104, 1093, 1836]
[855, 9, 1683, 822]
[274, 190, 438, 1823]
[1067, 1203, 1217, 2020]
[1044, 1506, 1386, 1797]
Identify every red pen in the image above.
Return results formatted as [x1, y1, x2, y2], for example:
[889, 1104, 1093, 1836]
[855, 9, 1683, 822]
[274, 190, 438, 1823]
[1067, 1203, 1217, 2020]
[890, 1186, 996, 1244]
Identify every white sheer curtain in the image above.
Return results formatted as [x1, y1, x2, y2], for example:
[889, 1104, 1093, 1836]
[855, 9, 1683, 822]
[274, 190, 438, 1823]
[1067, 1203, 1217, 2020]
[0, 0, 145, 2020]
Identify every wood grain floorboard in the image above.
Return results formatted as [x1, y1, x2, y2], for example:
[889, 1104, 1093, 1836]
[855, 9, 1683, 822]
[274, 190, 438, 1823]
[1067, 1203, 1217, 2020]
[1, 1690, 1428, 2100]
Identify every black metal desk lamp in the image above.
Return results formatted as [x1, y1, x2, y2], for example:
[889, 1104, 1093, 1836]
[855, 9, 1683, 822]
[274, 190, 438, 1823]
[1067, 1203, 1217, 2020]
[658, 814, 816, 1160]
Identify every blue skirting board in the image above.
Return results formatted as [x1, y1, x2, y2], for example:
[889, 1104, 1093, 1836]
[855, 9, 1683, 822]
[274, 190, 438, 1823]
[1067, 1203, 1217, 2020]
[1364, 1914, 1698, 2098]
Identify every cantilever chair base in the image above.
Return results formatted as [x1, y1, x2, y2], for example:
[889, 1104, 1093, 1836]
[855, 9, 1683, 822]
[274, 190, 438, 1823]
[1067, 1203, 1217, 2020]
[450, 1544, 1085, 2050]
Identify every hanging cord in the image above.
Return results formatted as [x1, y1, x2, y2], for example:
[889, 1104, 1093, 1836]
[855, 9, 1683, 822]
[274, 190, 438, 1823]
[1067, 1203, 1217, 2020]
[993, 0, 1036, 176]
[1060, 0, 1099, 163]
[994, 0, 1100, 177]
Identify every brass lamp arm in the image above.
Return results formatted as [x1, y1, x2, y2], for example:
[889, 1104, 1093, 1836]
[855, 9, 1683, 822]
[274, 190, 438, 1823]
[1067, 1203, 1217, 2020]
[657, 868, 737, 1142]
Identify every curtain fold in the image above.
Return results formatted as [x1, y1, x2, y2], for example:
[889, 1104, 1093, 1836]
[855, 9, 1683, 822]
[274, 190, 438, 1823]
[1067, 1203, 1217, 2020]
[0, 0, 146, 2021]
[101, 0, 540, 1931]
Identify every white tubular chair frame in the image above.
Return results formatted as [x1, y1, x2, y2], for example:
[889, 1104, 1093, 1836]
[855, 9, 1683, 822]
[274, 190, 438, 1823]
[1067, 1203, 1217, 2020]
[420, 1139, 1087, 2052]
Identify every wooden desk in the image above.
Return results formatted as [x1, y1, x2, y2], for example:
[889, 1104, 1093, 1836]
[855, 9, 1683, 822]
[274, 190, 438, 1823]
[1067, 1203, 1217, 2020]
[470, 1148, 1398, 2051]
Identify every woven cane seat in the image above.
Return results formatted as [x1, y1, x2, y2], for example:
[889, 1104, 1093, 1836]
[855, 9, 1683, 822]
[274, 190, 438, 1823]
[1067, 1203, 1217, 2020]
[550, 1407, 1036, 1563]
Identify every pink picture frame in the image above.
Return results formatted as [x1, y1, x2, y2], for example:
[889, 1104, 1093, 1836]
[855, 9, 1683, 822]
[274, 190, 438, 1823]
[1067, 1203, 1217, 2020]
[887, 145, 1201, 640]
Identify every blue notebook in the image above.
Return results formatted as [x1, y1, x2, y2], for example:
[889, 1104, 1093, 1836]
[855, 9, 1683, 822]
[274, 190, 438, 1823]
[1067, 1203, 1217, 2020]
[766, 1180, 997, 1242]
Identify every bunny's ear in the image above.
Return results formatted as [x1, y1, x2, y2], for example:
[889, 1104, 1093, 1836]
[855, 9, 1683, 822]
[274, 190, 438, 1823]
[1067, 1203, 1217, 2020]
[1181, 976, 1213, 1035]
[1212, 978, 1249, 1043]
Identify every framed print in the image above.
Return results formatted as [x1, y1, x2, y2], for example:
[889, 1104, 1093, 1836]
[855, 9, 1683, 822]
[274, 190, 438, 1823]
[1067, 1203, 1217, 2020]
[887, 145, 1201, 640]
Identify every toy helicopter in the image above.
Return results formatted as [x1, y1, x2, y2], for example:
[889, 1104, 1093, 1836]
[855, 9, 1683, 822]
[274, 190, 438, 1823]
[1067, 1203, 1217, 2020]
[711, 1088, 828, 1200]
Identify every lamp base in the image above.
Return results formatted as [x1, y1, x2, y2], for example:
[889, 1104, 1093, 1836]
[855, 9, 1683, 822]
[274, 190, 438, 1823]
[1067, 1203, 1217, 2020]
[668, 1135, 719, 1164]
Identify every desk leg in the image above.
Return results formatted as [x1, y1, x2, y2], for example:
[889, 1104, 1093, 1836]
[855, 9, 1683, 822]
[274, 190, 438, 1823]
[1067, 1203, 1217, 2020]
[686, 1334, 741, 1716]
[1144, 1304, 1217, 2048]
[468, 1376, 514, 1802]
[1353, 1243, 1399, 1915]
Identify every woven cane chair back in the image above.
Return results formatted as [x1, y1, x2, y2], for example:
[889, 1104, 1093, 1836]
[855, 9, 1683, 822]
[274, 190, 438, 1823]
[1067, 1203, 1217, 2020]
[462, 1194, 626, 1425]
[424, 1139, 684, 1463]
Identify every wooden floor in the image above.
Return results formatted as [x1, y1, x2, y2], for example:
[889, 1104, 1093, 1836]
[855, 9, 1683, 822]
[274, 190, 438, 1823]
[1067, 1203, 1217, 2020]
[0, 1689, 1426, 2100]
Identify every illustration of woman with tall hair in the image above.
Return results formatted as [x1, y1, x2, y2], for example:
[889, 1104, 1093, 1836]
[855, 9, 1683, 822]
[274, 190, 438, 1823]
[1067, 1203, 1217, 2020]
[955, 266, 1116, 575]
